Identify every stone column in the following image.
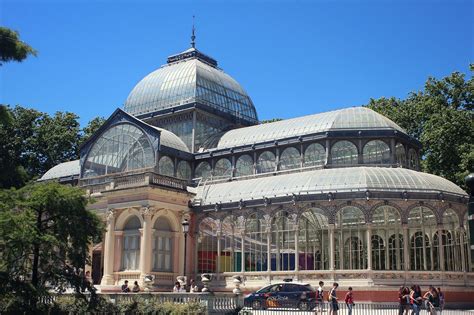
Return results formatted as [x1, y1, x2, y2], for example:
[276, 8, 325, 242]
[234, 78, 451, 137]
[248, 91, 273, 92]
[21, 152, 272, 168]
[438, 226, 445, 272]
[216, 232, 222, 275]
[294, 224, 300, 277]
[139, 207, 152, 282]
[460, 228, 466, 272]
[325, 139, 331, 165]
[267, 228, 272, 272]
[367, 224, 373, 270]
[101, 209, 116, 285]
[329, 224, 335, 270]
[241, 230, 246, 273]
[402, 224, 409, 271]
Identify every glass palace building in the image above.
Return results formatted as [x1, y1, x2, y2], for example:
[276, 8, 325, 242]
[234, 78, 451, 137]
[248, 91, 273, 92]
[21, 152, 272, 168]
[40, 42, 473, 299]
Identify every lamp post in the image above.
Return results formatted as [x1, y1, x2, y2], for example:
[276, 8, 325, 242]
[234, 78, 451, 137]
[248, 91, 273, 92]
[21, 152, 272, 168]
[181, 218, 190, 281]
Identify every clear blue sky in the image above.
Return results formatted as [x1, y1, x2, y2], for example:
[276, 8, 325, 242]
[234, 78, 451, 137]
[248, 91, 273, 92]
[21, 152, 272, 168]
[1, 0, 472, 126]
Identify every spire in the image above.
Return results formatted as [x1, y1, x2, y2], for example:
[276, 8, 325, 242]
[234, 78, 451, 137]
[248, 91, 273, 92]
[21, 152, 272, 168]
[191, 15, 196, 48]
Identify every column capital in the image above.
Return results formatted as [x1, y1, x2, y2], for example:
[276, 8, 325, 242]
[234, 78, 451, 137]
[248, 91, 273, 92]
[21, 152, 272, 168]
[106, 209, 116, 224]
[140, 206, 153, 218]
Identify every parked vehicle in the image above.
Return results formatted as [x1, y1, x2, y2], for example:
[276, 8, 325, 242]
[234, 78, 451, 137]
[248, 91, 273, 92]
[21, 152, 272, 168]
[244, 281, 317, 311]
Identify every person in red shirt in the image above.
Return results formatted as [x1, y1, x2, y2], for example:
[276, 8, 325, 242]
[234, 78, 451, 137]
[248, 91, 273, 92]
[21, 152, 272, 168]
[344, 287, 354, 315]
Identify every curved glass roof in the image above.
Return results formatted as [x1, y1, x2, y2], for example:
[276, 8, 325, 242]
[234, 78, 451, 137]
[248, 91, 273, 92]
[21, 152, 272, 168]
[214, 107, 406, 149]
[39, 160, 80, 181]
[194, 167, 466, 205]
[124, 51, 258, 123]
[152, 126, 190, 153]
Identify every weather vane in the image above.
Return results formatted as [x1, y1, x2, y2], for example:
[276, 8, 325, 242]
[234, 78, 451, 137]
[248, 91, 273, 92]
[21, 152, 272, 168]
[191, 15, 196, 48]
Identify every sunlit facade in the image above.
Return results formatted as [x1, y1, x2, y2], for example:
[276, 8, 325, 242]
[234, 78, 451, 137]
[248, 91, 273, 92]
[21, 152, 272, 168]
[40, 42, 473, 296]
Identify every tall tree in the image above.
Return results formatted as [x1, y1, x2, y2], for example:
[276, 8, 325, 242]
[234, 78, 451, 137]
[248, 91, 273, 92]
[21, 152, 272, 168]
[80, 116, 106, 146]
[367, 66, 473, 189]
[0, 27, 37, 65]
[0, 182, 103, 313]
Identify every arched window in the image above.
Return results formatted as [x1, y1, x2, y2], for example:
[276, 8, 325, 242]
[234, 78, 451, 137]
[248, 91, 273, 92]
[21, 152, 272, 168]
[279, 147, 300, 170]
[257, 151, 276, 174]
[198, 218, 218, 273]
[330, 141, 358, 165]
[214, 158, 232, 177]
[152, 218, 173, 272]
[158, 156, 174, 177]
[335, 207, 367, 270]
[245, 213, 267, 272]
[299, 209, 329, 270]
[83, 123, 154, 177]
[176, 161, 191, 180]
[408, 207, 437, 271]
[408, 149, 419, 170]
[195, 161, 211, 180]
[304, 143, 325, 167]
[371, 235, 385, 270]
[395, 143, 406, 167]
[363, 140, 391, 164]
[220, 216, 241, 272]
[271, 211, 297, 271]
[121, 216, 141, 271]
[441, 209, 460, 271]
[235, 155, 253, 177]
[372, 206, 402, 270]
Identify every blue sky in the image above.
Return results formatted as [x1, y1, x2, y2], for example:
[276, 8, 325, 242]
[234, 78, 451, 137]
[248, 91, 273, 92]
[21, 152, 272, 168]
[1, 0, 472, 126]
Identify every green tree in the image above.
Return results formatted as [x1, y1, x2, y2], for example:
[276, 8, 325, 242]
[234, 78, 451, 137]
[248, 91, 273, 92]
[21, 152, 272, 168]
[0, 182, 103, 313]
[260, 118, 283, 124]
[367, 65, 473, 189]
[0, 27, 37, 65]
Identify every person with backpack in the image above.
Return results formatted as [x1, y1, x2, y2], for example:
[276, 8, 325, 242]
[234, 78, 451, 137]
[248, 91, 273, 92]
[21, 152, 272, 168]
[344, 287, 354, 315]
[328, 282, 339, 315]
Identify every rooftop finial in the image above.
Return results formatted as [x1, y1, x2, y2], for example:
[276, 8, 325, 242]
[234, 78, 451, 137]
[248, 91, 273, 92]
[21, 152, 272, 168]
[191, 15, 196, 48]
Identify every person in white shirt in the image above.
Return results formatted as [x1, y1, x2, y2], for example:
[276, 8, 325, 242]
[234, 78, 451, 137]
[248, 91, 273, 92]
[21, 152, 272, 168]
[316, 281, 324, 314]
[189, 279, 199, 293]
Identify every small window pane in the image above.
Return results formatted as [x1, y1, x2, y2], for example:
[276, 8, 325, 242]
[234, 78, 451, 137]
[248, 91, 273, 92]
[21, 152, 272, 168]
[235, 155, 253, 177]
[158, 156, 174, 177]
[257, 151, 276, 174]
[279, 147, 300, 170]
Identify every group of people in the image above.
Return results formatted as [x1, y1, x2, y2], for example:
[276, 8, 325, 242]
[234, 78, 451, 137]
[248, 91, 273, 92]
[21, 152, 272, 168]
[399, 285, 445, 315]
[172, 279, 199, 293]
[120, 280, 141, 293]
[315, 281, 355, 315]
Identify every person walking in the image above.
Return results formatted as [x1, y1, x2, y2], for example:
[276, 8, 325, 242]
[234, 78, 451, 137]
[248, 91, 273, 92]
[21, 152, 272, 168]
[410, 285, 422, 315]
[398, 286, 410, 315]
[315, 281, 324, 314]
[344, 287, 354, 315]
[437, 287, 445, 313]
[328, 282, 339, 315]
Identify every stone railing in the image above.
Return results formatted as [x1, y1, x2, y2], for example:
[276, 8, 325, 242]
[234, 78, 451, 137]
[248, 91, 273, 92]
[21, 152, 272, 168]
[80, 170, 188, 194]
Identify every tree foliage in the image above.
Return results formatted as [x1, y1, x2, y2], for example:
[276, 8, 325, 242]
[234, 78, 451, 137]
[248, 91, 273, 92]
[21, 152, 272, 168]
[367, 65, 473, 189]
[80, 116, 106, 146]
[0, 182, 103, 313]
[260, 118, 283, 124]
[0, 27, 37, 65]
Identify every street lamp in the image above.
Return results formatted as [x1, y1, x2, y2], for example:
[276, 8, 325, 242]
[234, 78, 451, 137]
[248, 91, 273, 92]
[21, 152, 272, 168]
[181, 218, 190, 281]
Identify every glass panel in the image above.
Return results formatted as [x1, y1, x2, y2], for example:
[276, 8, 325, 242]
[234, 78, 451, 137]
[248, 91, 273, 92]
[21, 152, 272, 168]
[198, 218, 218, 273]
[271, 211, 297, 271]
[408, 207, 437, 271]
[214, 158, 232, 177]
[299, 209, 329, 270]
[177, 160, 191, 180]
[158, 156, 174, 177]
[335, 207, 367, 270]
[304, 143, 325, 167]
[257, 151, 276, 174]
[330, 141, 358, 165]
[279, 147, 300, 170]
[363, 140, 391, 164]
[235, 155, 253, 177]
[408, 148, 419, 170]
[83, 123, 155, 177]
[395, 143, 406, 167]
[195, 161, 211, 180]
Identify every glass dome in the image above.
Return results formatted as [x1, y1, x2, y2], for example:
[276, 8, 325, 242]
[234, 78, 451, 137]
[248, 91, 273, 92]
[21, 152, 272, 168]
[124, 48, 258, 124]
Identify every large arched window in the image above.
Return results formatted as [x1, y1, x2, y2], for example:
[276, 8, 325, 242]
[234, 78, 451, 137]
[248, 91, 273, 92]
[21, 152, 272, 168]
[441, 209, 460, 271]
[214, 158, 232, 177]
[304, 143, 325, 167]
[235, 155, 253, 177]
[198, 218, 218, 273]
[195, 161, 211, 180]
[158, 156, 174, 177]
[372, 206, 403, 270]
[335, 207, 367, 270]
[330, 141, 358, 165]
[176, 161, 191, 180]
[408, 207, 437, 271]
[408, 149, 419, 170]
[245, 213, 267, 272]
[395, 143, 406, 167]
[152, 218, 173, 272]
[121, 216, 141, 271]
[257, 151, 276, 174]
[220, 216, 242, 272]
[363, 140, 391, 164]
[271, 211, 297, 271]
[83, 123, 154, 177]
[279, 147, 300, 170]
[299, 209, 329, 270]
